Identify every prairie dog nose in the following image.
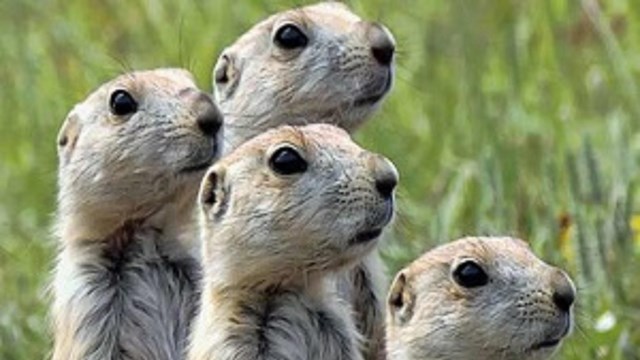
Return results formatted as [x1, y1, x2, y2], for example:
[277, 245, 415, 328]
[196, 104, 223, 137]
[551, 269, 576, 313]
[183, 90, 222, 137]
[366, 22, 395, 66]
[370, 154, 399, 199]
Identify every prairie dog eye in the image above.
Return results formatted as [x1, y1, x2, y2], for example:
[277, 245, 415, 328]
[269, 146, 307, 175]
[453, 260, 489, 288]
[109, 90, 138, 116]
[274, 24, 308, 49]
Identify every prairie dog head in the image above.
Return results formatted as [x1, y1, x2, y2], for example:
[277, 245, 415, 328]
[214, 2, 395, 152]
[198, 124, 398, 287]
[387, 237, 576, 360]
[56, 68, 222, 241]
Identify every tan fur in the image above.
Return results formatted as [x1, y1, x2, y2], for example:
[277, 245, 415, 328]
[52, 69, 222, 360]
[213, 3, 395, 358]
[386, 236, 576, 360]
[189, 124, 398, 360]
[214, 1, 395, 152]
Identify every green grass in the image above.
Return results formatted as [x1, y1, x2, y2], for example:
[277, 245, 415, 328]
[1, 0, 639, 358]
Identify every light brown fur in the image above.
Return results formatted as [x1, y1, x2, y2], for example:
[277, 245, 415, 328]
[214, 1, 395, 152]
[52, 69, 221, 360]
[213, 4, 395, 358]
[386, 236, 576, 360]
[189, 124, 398, 360]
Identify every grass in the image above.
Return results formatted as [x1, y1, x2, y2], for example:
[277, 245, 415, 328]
[1, 0, 639, 358]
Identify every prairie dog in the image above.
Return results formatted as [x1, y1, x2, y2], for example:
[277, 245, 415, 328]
[214, 3, 395, 357]
[386, 236, 576, 360]
[189, 124, 399, 360]
[214, 1, 395, 152]
[52, 69, 222, 360]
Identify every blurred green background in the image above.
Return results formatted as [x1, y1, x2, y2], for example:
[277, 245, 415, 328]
[1, 0, 639, 358]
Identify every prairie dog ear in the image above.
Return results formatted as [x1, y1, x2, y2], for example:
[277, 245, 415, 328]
[199, 166, 229, 219]
[57, 110, 82, 163]
[387, 270, 415, 325]
[212, 52, 240, 101]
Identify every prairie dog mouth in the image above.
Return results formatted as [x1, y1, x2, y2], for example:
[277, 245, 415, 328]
[349, 197, 395, 245]
[181, 160, 213, 174]
[354, 92, 386, 107]
[351, 228, 383, 245]
[529, 318, 571, 352]
[353, 70, 393, 107]
[180, 143, 218, 173]
[530, 338, 562, 351]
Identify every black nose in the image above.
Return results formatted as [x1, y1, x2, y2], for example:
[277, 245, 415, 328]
[197, 107, 222, 137]
[192, 93, 222, 137]
[552, 271, 576, 312]
[553, 288, 575, 312]
[181, 88, 223, 137]
[371, 154, 398, 199]
[368, 23, 395, 66]
[375, 174, 397, 199]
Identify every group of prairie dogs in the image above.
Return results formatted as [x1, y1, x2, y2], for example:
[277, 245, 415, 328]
[51, 2, 575, 360]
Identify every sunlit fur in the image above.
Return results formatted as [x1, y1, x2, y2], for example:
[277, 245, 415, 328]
[213, 3, 395, 358]
[386, 237, 576, 360]
[51, 69, 221, 360]
[214, 2, 395, 153]
[189, 124, 398, 360]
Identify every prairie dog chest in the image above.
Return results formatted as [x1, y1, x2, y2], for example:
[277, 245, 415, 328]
[219, 290, 361, 360]
[54, 230, 200, 360]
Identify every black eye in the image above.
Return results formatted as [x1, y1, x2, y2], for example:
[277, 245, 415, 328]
[274, 24, 308, 49]
[109, 90, 138, 116]
[453, 260, 489, 288]
[269, 146, 307, 175]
